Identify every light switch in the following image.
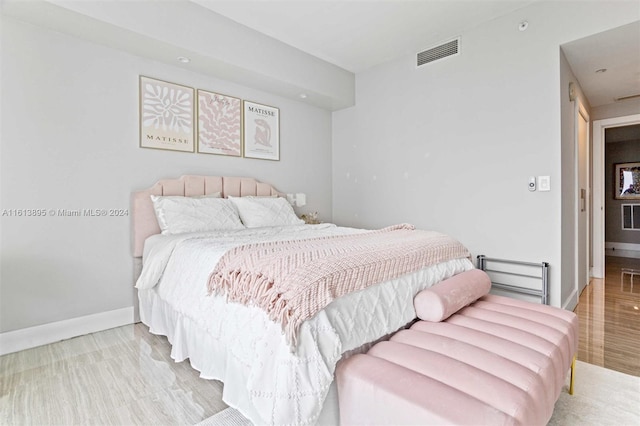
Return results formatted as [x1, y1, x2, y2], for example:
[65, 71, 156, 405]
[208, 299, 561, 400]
[539, 176, 550, 191]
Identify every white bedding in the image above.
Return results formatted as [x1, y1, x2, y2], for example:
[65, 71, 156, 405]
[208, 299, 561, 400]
[136, 224, 473, 425]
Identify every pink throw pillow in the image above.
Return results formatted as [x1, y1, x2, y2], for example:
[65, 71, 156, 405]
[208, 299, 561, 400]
[414, 269, 491, 322]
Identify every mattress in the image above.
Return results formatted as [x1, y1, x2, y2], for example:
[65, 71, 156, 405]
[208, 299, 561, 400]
[136, 223, 473, 425]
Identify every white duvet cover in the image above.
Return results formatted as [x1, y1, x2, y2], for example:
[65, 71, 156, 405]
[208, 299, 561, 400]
[136, 224, 473, 425]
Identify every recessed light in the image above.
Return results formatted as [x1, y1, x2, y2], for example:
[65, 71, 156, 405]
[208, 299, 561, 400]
[177, 56, 191, 63]
[595, 68, 607, 73]
[518, 21, 528, 31]
[299, 93, 308, 99]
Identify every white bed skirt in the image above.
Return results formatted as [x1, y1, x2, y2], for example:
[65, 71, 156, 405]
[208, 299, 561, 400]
[138, 256, 473, 425]
[138, 289, 342, 425]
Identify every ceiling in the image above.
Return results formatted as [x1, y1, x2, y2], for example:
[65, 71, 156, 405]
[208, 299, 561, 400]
[561, 21, 640, 108]
[3, 0, 638, 110]
[191, 0, 537, 74]
[195, 0, 639, 108]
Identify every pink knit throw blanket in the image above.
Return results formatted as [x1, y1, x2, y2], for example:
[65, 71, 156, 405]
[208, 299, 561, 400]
[207, 224, 470, 348]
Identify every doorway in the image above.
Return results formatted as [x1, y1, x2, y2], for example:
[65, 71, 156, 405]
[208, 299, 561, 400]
[592, 114, 640, 278]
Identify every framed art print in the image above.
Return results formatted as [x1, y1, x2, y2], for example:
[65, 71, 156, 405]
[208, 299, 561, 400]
[614, 162, 640, 200]
[139, 76, 194, 152]
[243, 100, 280, 161]
[197, 90, 242, 156]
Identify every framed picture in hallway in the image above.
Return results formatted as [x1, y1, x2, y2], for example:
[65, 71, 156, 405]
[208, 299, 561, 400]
[243, 100, 280, 161]
[614, 162, 640, 200]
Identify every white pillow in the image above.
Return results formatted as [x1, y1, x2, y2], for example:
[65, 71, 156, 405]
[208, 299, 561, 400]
[229, 196, 304, 228]
[192, 192, 222, 198]
[150, 195, 244, 235]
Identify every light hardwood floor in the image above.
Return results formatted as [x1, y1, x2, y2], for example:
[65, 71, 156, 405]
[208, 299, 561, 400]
[0, 324, 226, 425]
[575, 254, 640, 377]
[2, 256, 639, 424]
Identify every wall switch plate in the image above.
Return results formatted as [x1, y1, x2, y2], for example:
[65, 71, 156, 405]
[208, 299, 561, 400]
[539, 176, 550, 191]
[528, 176, 536, 191]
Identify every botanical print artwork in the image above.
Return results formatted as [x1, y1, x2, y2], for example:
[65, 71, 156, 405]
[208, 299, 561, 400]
[138, 77, 281, 158]
[243, 101, 279, 161]
[197, 90, 241, 156]
[139, 76, 194, 152]
[144, 85, 191, 133]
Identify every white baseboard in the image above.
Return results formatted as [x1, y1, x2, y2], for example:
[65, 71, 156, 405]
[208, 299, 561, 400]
[562, 288, 579, 312]
[0, 306, 134, 356]
[605, 242, 640, 251]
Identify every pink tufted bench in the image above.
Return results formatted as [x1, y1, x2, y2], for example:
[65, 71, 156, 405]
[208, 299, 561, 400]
[336, 270, 578, 426]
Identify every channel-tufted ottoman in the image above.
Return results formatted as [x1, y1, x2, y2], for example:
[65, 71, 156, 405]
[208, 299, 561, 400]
[336, 269, 578, 426]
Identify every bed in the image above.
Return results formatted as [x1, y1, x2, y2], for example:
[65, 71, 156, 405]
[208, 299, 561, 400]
[132, 175, 474, 425]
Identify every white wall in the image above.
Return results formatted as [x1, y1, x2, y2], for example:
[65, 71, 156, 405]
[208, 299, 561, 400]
[0, 17, 333, 334]
[332, 1, 639, 307]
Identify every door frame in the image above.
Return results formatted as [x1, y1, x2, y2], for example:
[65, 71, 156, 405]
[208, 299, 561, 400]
[575, 101, 590, 295]
[591, 113, 640, 278]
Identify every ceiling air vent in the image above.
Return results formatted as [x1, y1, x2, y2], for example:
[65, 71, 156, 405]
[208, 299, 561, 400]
[615, 93, 640, 102]
[417, 38, 460, 67]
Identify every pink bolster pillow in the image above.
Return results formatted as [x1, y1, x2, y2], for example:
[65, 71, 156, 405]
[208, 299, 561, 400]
[414, 269, 491, 322]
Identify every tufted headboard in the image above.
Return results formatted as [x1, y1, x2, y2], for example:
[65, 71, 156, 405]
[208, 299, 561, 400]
[131, 175, 283, 257]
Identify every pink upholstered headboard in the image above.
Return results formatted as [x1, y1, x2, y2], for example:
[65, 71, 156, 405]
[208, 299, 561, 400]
[131, 175, 282, 257]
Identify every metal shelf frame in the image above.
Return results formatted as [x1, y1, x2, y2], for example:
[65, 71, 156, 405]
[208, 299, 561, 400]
[477, 255, 550, 305]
